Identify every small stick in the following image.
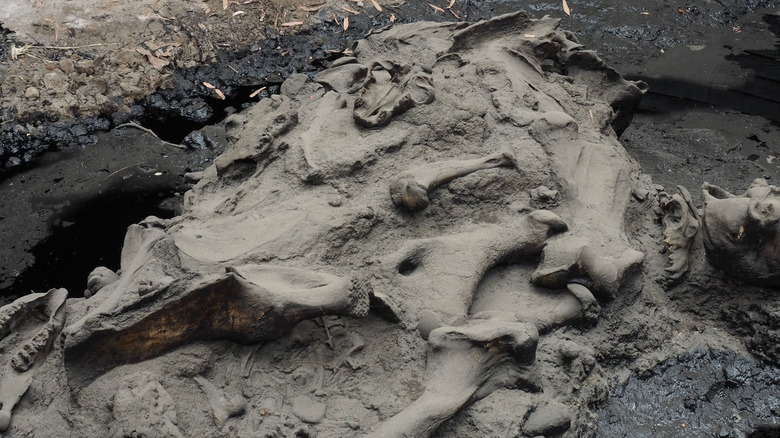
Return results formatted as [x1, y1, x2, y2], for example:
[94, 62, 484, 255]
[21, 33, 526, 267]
[319, 317, 334, 349]
[115, 122, 187, 149]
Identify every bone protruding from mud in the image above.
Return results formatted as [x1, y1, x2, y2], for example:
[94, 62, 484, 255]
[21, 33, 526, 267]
[352, 63, 435, 128]
[659, 186, 699, 280]
[0, 288, 68, 432]
[531, 236, 644, 299]
[194, 376, 246, 427]
[372, 209, 568, 326]
[701, 179, 780, 286]
[366, 318, 540, 438]
[64, 265, 370, 388]
[389, 151, 514, 212]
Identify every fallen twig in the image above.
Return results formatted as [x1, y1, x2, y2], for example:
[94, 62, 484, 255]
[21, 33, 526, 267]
[115, 122, 187, 149]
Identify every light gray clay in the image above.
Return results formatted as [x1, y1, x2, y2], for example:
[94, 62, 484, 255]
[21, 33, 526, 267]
[660, 186, 700, 280]
[701, 179, 780, 286]
[389, 151, 514, 212]
[110, 372, 185, 438]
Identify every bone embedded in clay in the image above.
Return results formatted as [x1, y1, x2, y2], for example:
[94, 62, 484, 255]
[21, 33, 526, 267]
[701, 179, 780, 286]
[365, 318, 540, 438]
[659, 185, 700, 280]
[389, 151, 514, 212]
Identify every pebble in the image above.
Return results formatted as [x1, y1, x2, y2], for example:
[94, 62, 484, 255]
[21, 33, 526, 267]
[291, 395, 326, 424]
[24, 87, 40, 99]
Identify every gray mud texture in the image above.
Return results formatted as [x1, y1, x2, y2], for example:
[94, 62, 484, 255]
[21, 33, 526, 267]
[1, 9, 780, 438]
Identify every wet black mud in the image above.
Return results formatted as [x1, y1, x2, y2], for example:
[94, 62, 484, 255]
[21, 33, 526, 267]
[596, 349, 780, 438]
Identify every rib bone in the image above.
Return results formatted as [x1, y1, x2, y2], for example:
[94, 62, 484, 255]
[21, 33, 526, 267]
[389, 151, 514, 212]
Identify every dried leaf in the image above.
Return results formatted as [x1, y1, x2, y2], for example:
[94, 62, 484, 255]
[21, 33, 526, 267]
[223, 0, 228, 9]
[428, 3, 445, 13]
[562, 0, 571, 16]
[370, 0, 383, 12]
[639, 11, 650, 15]
[589, 109, 594, 124]
[136, 48, 171, 70]
[677, 8, 685, 14]
[214, 88, 226, 100]
[198, 22, 208, 31]
[281, 21, 304, 26]
[343, 16, 349, 31]
[448, 8, 460, 19]
[203, 82, 216, 89]
[232, 10, 246, 16]
[249, 86, 267, 98]
[447, 0, 455, 9]
[523, 33, 535, 38]
[340, 5, 359, 14]
[389, 13, 396, 22]
[299, 4, 324, 12]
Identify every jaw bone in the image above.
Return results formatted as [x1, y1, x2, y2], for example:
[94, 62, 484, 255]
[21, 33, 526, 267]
[659, 186, 700, 280]
[371, 210, 568, 326]
[389, 151, 515, 212]
[0, 288, 68, 431]
[64, 265, 369, 389]
[366, 317, 540, 438]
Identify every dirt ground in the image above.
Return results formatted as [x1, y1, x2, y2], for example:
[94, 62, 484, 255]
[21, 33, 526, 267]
[2, 1, 780, 437]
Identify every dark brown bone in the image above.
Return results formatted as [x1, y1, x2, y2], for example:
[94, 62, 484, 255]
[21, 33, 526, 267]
[64, 265, 369, 388]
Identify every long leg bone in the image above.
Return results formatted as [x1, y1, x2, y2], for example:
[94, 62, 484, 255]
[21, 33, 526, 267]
[64, 265, 370, 388]
[0, 288, 68, 431]
[372, 210, 568, 326]
[365, 318, 540, 438]
[389, 151, 514, 212]
[659, 186, 699, 280]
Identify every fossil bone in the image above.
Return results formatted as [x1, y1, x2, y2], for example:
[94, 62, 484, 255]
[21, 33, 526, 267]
[0, 288, 67, 431]
[701, 179, 780, 286]
[530, 236, 644, 299]
[365, 316, 540, 438]
[353, 63, 435, 128]
[660, 185, 700, 280]
[64, 265, 370, 388]
[372, 210, 568, 326]
[194, 376, 246, 427]
[389, 151, 514, 212]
